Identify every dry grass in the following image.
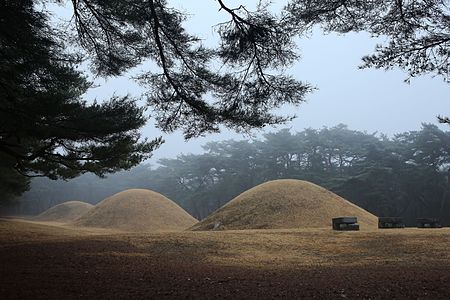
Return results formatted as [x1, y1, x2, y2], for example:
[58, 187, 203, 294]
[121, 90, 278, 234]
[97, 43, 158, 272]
[73, 189, 197, 232]
[1, 218, 450, 270]
[191, 179, 378, 231]
[0, 218, 118, 247]
[34, 201, 93, 222]
[123, 228, 450, 269]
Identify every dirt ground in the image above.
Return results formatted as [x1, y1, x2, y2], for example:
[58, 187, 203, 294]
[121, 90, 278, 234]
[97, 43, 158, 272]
[1, 219, 450, 299]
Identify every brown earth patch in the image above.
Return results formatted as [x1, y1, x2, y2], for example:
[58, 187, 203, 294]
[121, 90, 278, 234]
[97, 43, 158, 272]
[1, 219, 450, 299]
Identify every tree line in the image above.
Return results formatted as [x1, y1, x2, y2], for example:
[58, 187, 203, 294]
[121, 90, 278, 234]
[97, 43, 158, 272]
[4, 124, 450, 226]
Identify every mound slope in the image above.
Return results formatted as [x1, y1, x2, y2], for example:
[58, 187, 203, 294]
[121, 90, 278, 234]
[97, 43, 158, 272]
[74, 189, 197, 232]
[35, 201, 93, 222]
[191, 179, 378, 231]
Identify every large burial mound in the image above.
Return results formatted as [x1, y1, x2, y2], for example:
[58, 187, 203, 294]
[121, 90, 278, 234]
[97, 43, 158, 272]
[191, 179, 378, 231]
[74, 189, 197, 232]
[35, 201, 94, 222]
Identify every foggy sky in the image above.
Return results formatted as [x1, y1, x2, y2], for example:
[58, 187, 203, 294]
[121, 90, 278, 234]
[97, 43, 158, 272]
[80, 1, 450, 163]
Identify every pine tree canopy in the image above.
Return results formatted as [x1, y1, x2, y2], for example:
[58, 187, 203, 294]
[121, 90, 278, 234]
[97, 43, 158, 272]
[1, 0, 450, 191]
[286, 0, 450, 83]
[66, 0, 450, 130]
[0, 0, 162, 181]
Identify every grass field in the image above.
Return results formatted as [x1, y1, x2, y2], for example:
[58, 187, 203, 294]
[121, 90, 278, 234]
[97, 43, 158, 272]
[1, 218, 450, 299]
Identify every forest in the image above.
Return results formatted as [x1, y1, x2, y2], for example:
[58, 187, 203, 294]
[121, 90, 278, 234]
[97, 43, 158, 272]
[3, 123, 450, 226]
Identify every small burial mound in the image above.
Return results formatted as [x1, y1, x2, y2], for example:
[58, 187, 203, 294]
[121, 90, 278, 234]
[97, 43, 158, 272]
[35, 201, 94, 222]
[190, 179, 378, 231]
[74, 189, 197, 232]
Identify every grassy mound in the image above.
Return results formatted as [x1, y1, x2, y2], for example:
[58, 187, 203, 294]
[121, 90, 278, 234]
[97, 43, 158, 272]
[191, 179, 378, 231]
[35, 201, 93, 222]
[74, 189, 197, 232]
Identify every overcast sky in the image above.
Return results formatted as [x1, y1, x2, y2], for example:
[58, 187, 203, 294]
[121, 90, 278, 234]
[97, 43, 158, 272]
[79, 1, 450, 163]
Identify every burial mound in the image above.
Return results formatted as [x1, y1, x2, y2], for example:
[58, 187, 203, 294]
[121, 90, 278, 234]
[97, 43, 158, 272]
[74, 189, 197, 232]
[35, 201, 93, 222]
[191, 179, 377, 230]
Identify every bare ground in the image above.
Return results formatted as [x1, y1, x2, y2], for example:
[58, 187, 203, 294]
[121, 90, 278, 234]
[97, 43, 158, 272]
[1, 219, 450, 299]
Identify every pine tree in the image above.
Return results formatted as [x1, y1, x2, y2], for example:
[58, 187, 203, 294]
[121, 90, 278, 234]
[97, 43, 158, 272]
[0, 0, 162, 184]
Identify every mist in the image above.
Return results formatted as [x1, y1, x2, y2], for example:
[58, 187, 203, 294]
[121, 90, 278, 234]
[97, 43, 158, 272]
[5, 124, 449, 229]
